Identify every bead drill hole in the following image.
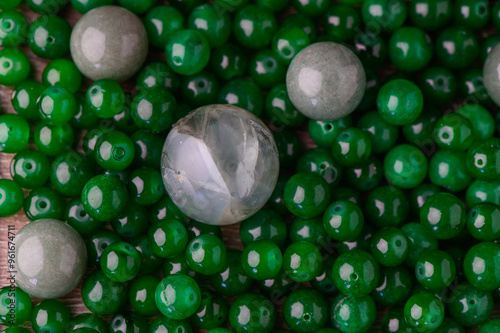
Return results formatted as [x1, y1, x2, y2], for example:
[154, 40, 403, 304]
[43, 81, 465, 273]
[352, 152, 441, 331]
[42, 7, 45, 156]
[125, 245, 132, 251]
[69, 167, 76, 173]
[4, 298, 11, 305]
[39, 201, 47, 209]
[477, 159, 484, 166]
[325, 124, 333, 131]
[266, 60, 274, 67]
[2, 20, 13, 30]
[100, 243, 107, 249]
[320, 164, 327, 170]
[469, 299, 475, 305]
[176, 228, 182, 234]
[79, 210, 86, 218]
[350, 273, 358, 280]
[436, 78, 445, 86]
[91, 88, 99, 95]
[333, 206, 342, 213]
[47, 36, 55, 43]
[177, 329, 183, 333]
[218, 316, 223, 321]
[197, 81, 205, 89]
[418, 267, 424, 275]
[395, 240, 402, 247]
[342, 133, 350, 139]
[283, 48, 292, 56]
[304, 314, 310, 320]
[115, 320, 121, 326]
[478, 5, 487, 15]
[193, 243, 200, 250]
[441, 132, 450, 140]
[430, 316, 437, 323]
[113, 147, 125, 160]
[472, 210, 478, 217]
[25, 162, 33, 170]
[3, 61, 11, 69]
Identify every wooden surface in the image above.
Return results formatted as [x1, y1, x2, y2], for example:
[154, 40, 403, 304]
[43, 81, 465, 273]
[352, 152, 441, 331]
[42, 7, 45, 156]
[0, 1, 499, 332]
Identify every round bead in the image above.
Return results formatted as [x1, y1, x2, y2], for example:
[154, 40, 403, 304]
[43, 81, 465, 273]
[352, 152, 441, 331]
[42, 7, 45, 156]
[0, 46, 30, 87]
[241, 240, 282, 280]
[456, 104, 495, 140]
[28, 15, 71, 59]
[0, 286, 32, 326]
[233, 5, 277, 49]
[381, 306, 415, 333]
[377, 79, 423, 126]
[283, 288, 328, 333]
[464, 242, 500, 291]
[86, 79, 125, 118]
[272, 27, 310, 65]
[148, 219, 188, 258]
[401, 222, 439, 267]
[331, 294, 376, 333]
[447, 282, 494, 327]
[11, 80, 44, 121]
[144, 5, 184, 49]
[454, 0, 490, 30]
[415, 250, 456, 291]
[150, 316, 192, 333]
[81, 270, 128, 315]
[404, 293, 445, 333]
[466, 138, 500, 181]
[435, 26, 478, 70]
[323, 200, 363, 241]
[191, 290, 228, 330]
[218, 78, 264, 117]
[164, 29, 210, 76]
[284, 172, 331, 218]
[433, 113, 474, 151]
[31, 300, 70, 333]
[420, 192, 466, 240]
[418, 66, 457, 106]
[0, 179, 23, 217]
[429, 150, 472, 192]
[467, 203, 500, 241]
[209, 249, 253, 297]
[186, 234, 227, 275]
[248, 49, 287, 89]
[384, 144, 428, 189]
[361, 0, 407, 33]
[0, 114, 29, 153]
[283, 241, 322, 282]
[389, 27, 432, 72]
[100, 241, 141, 282]
[240, 209, 287, 247]
[364, 186, 409, 228]
[332, 128, 372, 167]
[42, 59, 82, 94]
[358, 111, 398, 154]
[188, 3, 230, 48]
[0, 9, 28, 47]
[81, 174, 128, 221]
[228, 293, 275, 333]
[67, 313, 108, 333]
[50, 151, 94, 197]
[155, 274, 201, 320]
[479, 319, 500, 333]
[24, 186, 64, 221]
[210, 44, 248, 81]
[408, 0, 452, 31]
[372, 266, 412, 306]
[94, 131, 135, 171]
[371, 227, 409, 267]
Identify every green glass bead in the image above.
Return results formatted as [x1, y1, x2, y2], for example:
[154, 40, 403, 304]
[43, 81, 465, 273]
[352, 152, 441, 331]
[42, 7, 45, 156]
[404, 293, 444, 333]
[410, 183, 441, 216]
[187, 220, 222, 240]
[64, 198, 100, 236]
[418, 67, 457, 106]
[10, 149, 49, 189]
[150, 194, 189, 224]
[11, 80, 43, 121]
[109, 312, 148, 333]
[429, 150, 472, 192]
[241, 240, 282, 280]
[143, 5, 184, 48]
[38, 86, 77, 125]
[23, 186, 64, 220]
[233, 5, 277, 49]
[281, 13, 317, 42]
[308, 117, 352, 148]
[31, 300, 69, 333]
[155, 274, 201, 320]
[0, 9, 27, 47]
[293, 0, 330, 17]
[111, 94, 137, 134]
[133, 234, 162, 275]
[432, 317, 465, 333]
[377, 79, 424, 126]
[100, 241, 141, 282]
[127, 167, 164, 205]
[186, 234, 226, 275]
[290, 216, 330, 248]
[389, 27, 432, 72]
[401, 223, 438, 267]
[248, 49, 287, 90]
[467, 203, 500, 241]
[297, 147, 342, 189]
[454, 0, 490, 30]
[148, 219, 188, 258]
[372, 266, 412, 306]
[265, 84, 305, 128]
[310, 256, 337, 295]
[266, 174, 289, 215]
[0, 48, 30, 86]
[479, 319, 500, 333]
[337, 224, 374, 255]
[272, 27, 310, 65]
[436, 26, 478, 70]
[136, 61, 180, 93]
[466, 138, 500, 181]
[70, 0, 113, 13]
[381, 306, 416, 333]
[165, 29, 210, 75]
[283, 241, 322, 282]
[180, 70, 219, 108]
[447, 282, 493, 327]
[131, 88, 176, 132]
[128, 275, 161, 316]
[464, 242, 500, 291]
[322, 4, 360, 41]
[361, 0, 407, 33]
[162, 253, 195, 278]
[358, 111, 398, 154]
[0, 114, 29, 153]
[352, 33, 387, 70]
[86, 79, 125, 119]
[274, 131, 306, 168]
[402, 106, 439, 150]
[323, 200, 363, 242]
[67, 313, 108, 333]
[228, 293, 275, 333]
[85, 229, 121, 267]
[420, 192, 466, 240]
[365, 186, 409, 228]
[282, 288, 328, 333]
[284, 172, 331, 219]
[408, 0, 452, 31]
[150, 316, 193, 333]
[81, 174, 128, 221]
[331, 294, 376, 333]
[116, 0, 155, 14]
[255, 269, 294, 302]
[415, 250, 456, 291]
[188, 4, 230, 48]
[0, 0, 22, 10]
[210, 43, 248, 81]
[456, 104, 495, 140]
[50, 151, 94, 197]
[459, 68, 492, 107]
[384, 144, 428, 189]
[94, 131, 135, 171]
[371, 227, 409, 267]
[191, 290, 227, 330]
[130, 130, 163, 168]
[25, 0, 68, 14]
[28, 15, 70, 59]
[217, 78, 263, 117]
[344, 156, 383, 192]
[332, 128, 372, 167]
[0, 179, 23, 217]
[331, 187, 361, 207]
[0, 287, 31, 326]
[70, 92, 100, 130]
[209, 249, 253, 297]
[82, 270, 127, 316]
[240, 209, 286, 247]
[82, 126, 110, 155]
[42, 58, 82, 93]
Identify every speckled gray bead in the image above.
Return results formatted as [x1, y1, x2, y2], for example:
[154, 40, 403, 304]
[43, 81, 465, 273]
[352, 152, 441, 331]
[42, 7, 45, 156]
[286, 42, 366, 121]
[70, 6, 148, 81]
[484, 44, 500, 107]
[14, 219, 87, 299]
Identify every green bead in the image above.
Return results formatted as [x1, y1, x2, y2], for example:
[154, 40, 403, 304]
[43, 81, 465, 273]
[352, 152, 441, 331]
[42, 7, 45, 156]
[310, 256, 337, 295]
[100, 241, 141, 282]
[402, 106, 439, 150]
[372, 266, 412, 306]
[364, 186, 409, 228]
[384, 144, 428, 189]
[0, 179, 23, 217]
[210, 43, 248, 81]
[233, 5, 277, 49]
[187, 220, 222, 240]
[266, 174, 289, 215]
[436, 26, 478, 70]
[128, 167, 164, 205]
[188, 4, 230, 48]
[191, 290, 228, 330]
[81, 174, 128, 221]
[454, 0, 490, 30]
[332, 128, 372, 167]
[131, 88, 176, 132]
[25, 0, 68, 14]
[429, 150, 472, 192]
[0, 0, 22, 10]
[0, 9, 27, 47]
[257, 0, 289, 11]
[456, 104, 495, 140]
[31, 300, 69, 333]
[358, 111, 398, 154]
[337, 224, 374, 255]
[361, 0, 407, 33]
[410, 183, 441, 216]
[186, 234, 227, 275]
[228, 293, 275, 333]
[371, 227, 409, 267]
[38, 86, 77, 125]
[479, 319, 500, 333]
[67, 313, 108, 333]
[418, 67, 457, 106]
[11, 80, 44, 121]
[70, 92, 100, 130]
[155, 274, 201, 320]
[42, 58, 82, 93]
[0, 287, 31, 326]
[401, 223, 438, 267]
[165, 29, 210, 75]
[136, 61, 180, 92]
[447, 282, 493, 327]
[466, 138, 500, 181]
[459, 68, 492, 107]
[111, 95, 137, 134]
[240, 209, 287, 247]
[265, 84, 305, 128]
[283, 241, 322, 282]
[481, 34, 500, 63]
[308, 116, 353, 148]
[217, 78, 263, 117]
[381, 306, 415, 333]
[322, 3, 360, 41]
[0, 47, 30, 87]
[209, 249, 253, 297]
[323, 200, 363, 242]
[432, 114, 473, 151]
[467, 203, 500, 241]
[64, 198, 100, 236]
[404, 293, 445, 333]
[10, 149, 49, 189]
[408, 0, 452, 31]
[144, 5, 184, 48]
[85, 229, 121, 267]
[255, 269, 294, 301]
[162, 253, 195, 278]
[133, 234, 162, 275]
[180, 70, 219, 108]
[415, 250, 456, 291]
[344, 156, 383, 192]
[148, 219, 188, 258]
[389, 27, 432, 72]
[150, 194, 189, 224]
[377, 79, 424, 126]
[331, 294, 376, 333]
[50, 151, 94, 197]
[0, 114, 29, 153]
[356, 69, 381, 112]
[352, 33, 387, 70]
[280, 13, 317, 42]
[117, 0, 156, 14]
[128, 275, 160, 316]
[284, 172, 331, 218]
[130, 129, 163, 168]
[28, 15, 70, 59]
[248, 49, 287, 90]
[86, 79, 125, 119]
[109, 312, 148, 333]
[241, 240, 282, 280]
[293, 0, 330, 17]
[82, 270, 127, 316]
[273, 130, 301, 168]
[464, 242, 500, 291]
[70, 0, 113, 13]
[283, 288, 328, 333]
[24, 186, 64, 220]
[94, 130, 135, 171]
[297, 147, 342, 189]
[150, 316, 193, 333]
[420, 192, 466, 240]
[432, 317, 465, 333]
[331, 186, 361, 207]
[272, 26, 310, 65]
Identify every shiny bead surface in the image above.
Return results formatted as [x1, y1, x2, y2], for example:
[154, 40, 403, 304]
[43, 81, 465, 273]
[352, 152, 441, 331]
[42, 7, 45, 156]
[0, 114, 29, 153]
[401, 222, 438, 267]
[467, 202, 500, 241]
[282, 288, 328, 333]
[433, 113, 474, 151]
[155, 274, 201, 320]
[42, 59, 82, 94]
[323, 200, 363, 241]
[415, 250, 456, 291]
[0, 9, 28, 47]
[29, 15, 70, 59]
[297, 147, 342, 188]
[186, 234, 227, 275]
[144, 5, 184, 49]
[209, 249, 253, 297]
[86, 79, 125, 119]
[210, 44, 248, 81]
[466, 138, 500, 181]
[364, 186, 409, 228]
[372, 266, 412, 306]
[384, 144, 428, 189]
[358, 111, 398, 154]
[381, 306, 415, 333]
[332, 128, 372, 167]
[11, 79, 44, 121]
[447, 282, 494, 327]
[331, 294, 376, 333]
[436, 26, 478, 70]
[82, 270, 127, 316]
[322, 4, 360, 41]
[0, 287, 32, 326]
[191, 290, 228, 330]
[128, 275, 161, 316]
[454, 0, 490, 30]
[408, 0, 452, 31]
[0, 48, 30, 87]
[377, 79, 423, 126]
[31, 300, 70, 333]
[241, 240, 282, 280]
[272, 27, 310, 65]
[24, 186, 64, 221]
[148, 219, 188, 259]
[283, 241, 322, 282]
[456, 104, 495, 140]
[85, 229, 121, 267]
[0, 179, 23, 217]
[248, 49, 287, 89]
[67, 313, 108, 333]
[234, 5, 277, 49]
[371, 227, 409, 267]
[81, 174, 128, 221]
[165, 29, 210, 76]
[389, 27, 432, 72]
[429, 150, 472, 192]
[420, 192, 466, 240]
[463, 242, 500, 291]
[228, 293, 275, 333]
[218, 78, 264, 117]
[50, 151, 94, 197]
[418, 67, 457, 106]
[404, 293, 445, 333]
[100, 241, 141, 282]
[361, 0, 407, 33]
[284, 172, 331, 218]
[239, 209, 287, 247]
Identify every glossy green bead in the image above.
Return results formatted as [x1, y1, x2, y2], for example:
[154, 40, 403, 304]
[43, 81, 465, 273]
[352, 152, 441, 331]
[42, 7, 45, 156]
[109, 312, 148, 333]
[28, 15, 70, 59]
[309, 118, 352, 149]
[464, 242, 500, 291]
[466, 138, 500, 181]
[371, 227, 409, 267]
[187, 220, 222, 240]
[283, 288, 328, 333]
[255, 269, 294, 302]
[459, 68, 492, 107]
[70, 0, 113, 13]
[297, 147, 342, 189]
[415, 250, 456, 291]
[332, 128, 372, 167]
[272, 27, 310, 66]
[130, 130, 163, 168]
[24, 186, 64, 220]
[70, 92, 99, 130]
[372, 266, 412, 306]
[131, 88, 176, 132]
[365, 186, 409, 228]
[290, 216, 329, 248]
[0, 114, 29, 153]
[0, 48, 30, 86]
[432, 113, 473, 151]
[228, 293, 275, 333]
[136, 61, 180, 93]
[323, 200, 363, 242]
[38, 86, 77, 125]
[381, 306, 416, 333]
[281, 13, 317, 42]
[81, 270, 127, 316]
[352, 33, 387, 70]
[408, 0, 452, 31]
[332, 249, 380, 297]
[155, 274, 201, 320]
[273, 130, 302, 167]
[67, 313, 108, 333]
[402, 106, 439, 150]
[265, 84, 305, 128]
[0, 9, 27, 47]
[191, 290, 228, 330]
[100, 241, 141, 282]
[239, 209, 286, 247]
[0, 287, 31, 326]
[361, 0, 407, 33]
[143, 5, 184, 48]
[283, 241, 322, 282]
[188, 4, 230, 48]
[420, 192, 466, 240]
[86, 79, 125, 119]
[64, 198, 100, 236]
[180, 70, 219, 108]
[42, 59, 82, 94]
[331, 294, 376, 333]
[310, 256, 337, 295]
[165, 29, 210, 76]
[150, 316, 193, 333]
[337, 225, 374, 255]
[248, 49, 286, 89]
[389, 27, 432, 72]
[429, 150, 472, 192]
[404, 293, 444, 333]
[357, 69, 381, 112]
[85, 229, 121, 267]
[256, 0, 289, 11]
[31, 300, 69, 333]
[0, 179, 23, 217]
[456, 104, 495, 140]
[148, 219, 188, 258]
[418, 67, 457, 106]
[454, 0, 490, 30]
[322, 4, 360, 42]
[233, 5, 277, 49]
[344, 155, 383, 192]
[150, 194, 189, 224]
[186, 234, 226, 275]
[479, 318, 500, 333]
[410, 183, 441, 216]
[432, 317, 465, 333]
[169, 0, 202, 13]
[25, 0, 68, 14]
[217, 78, 263, 117]
[133, 234, 162, 275]
[436, 26, 478, 70]
[377, 79, 424, 126]
[209, 249, 253, 297]
[241, 240, 282, 280]
[400, 223, 438, 267]
[358, 111, 398, 154]
[128, 275, 161, 316]
[384, 144, 428, 189]
[111, 95, 137, 134]
[50, 151, 94, 197]
[210, 44, 248, 81]
[162, 253, 195, 279]
[126, 168, 163, 205]
[447, 282, 493, 327]
[81, 174, 128, 221]
[467, 203, 500, 241]
[11, 80, 44, 121]
[481, 34, 500, 63]
[266, 174, 289, 215]
[284, 172, 331, 218]
[293, 0, 330, 17]
[0, 0, 22, 9]
[10, 149, 49, 189]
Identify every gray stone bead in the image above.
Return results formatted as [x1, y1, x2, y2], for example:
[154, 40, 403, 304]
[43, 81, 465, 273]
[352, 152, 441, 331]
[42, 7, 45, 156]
[286, 42, 366, 121]
[161, 104, 280, 226]
[484, 43, 500, 107]
[70, 6, 148, 81]
[14, 219, 87, 299]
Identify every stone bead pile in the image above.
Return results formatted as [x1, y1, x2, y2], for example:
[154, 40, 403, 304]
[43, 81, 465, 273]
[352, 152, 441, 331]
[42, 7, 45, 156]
[2, 0, 500, 333]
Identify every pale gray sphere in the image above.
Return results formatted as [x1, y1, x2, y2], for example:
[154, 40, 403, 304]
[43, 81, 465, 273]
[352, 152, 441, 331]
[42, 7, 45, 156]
[484, 43, 500, 107]
[70, 6, 148, 81]
[14, 219, 87, 299]
[286, 42, 366, 121]
[161, 104, 279, 225]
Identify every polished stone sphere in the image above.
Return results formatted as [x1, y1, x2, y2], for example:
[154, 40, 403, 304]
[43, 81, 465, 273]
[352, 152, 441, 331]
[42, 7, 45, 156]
[161, 104, 279, 225]
[14, 219, 87, 299]
[70, 6, 148, 81]
[484, 44, 500, 107]
[286, 42, 366, 121]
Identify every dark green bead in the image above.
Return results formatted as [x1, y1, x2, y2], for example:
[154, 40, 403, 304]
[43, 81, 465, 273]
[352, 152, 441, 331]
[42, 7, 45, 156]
[415, 250, 456, 291]
[240, 209, 286, 247]
[81, 174, 128, 221]
[332, 128, 372, 167]
[186, 234, 226, 275]
[272, 27, 310, 65]
[162, 253, 196, 278]
[136, 61, 180, 92]
[86, 79, 125, 119]
[401, 106, 439, 150]
[273, 129, 301, 167]
[191, 290, 227, 330]
[432, 317, 465, 333]
[31, 300, 69, 333]
[280, 13, 317, 42]
[70, 0, 113, 13]
[248, 49, 287, 89]
[255, 269, 294, 302]
[429, 150, 472, 192]
[24, 186, 64, 220]
[408, 0, 452, 31]
[82, 126, 111, 155]
[377, 79, 424, 126]
[234, 5, 277, 49]
[265, 84, 306, 128]
[94, 131, 135, 171]
[282, 288, 328, 333]
[331, 186, 361, 207]
[337, 225, 374, 255]
[344, 156, 384, 192]
[82, 271, 127, 316]
[100, 241, 141, 282]
[308, 116, 352, 148]
[331, 294, 376, 333]
[266, 174, 289, 215]
[150, 316, 193, 333]
[297, 147, 342, 189]
[42, 58, 82, 93]
[356, 68, 381, 112]
[85, 229, 121, 267]
[0, 48, 30, 86]
[109, 312, 148, 333]
[188, 3, 230, 48]
[467, 203, 500, 241]
[11, 79, 44, 121]
[28, 15, 70, 59]
[384, 144, 428, 189]
[228, 293, 275, 333]
[25, 0, 68, 14]
[256, 0, 289, 11]
[310, 256, 337, 295]
[149, 219, 188, 258]
[459, 68, 492, 107]
[38, 86, 77, 125]
[67, 313, 108, 333]
[144, 5, 184, 48]
[323, 200, 363, 242]
[322, 3, 360, 41]
[0, 9, 28, 47]
[155, 274, 201, 320]
[479, 319, 500, 333]
[0, 114, 29, 153]
[447, 282, 493, 327]
[436, 26, 478, 70]
[151, 194, 189, 224]
[381, 306, 416, 333]
[180, 71, 219, 108]
[481, 34, 500, 63]
[110, 94, 137, 134]
[389, 27, 432, 72]
[456, 104, 495, 141]
[0, 287, 31, 326]
[0, 0, 22, 9]
[289, 216, 330, 248]
[372, 266, 412, 306]
[466, 138, 500, 181]
[358, 111, 398, 154]
[283, 241, 322, 282]
[404, 293, 445, 333]
[64, 198, 100, 236]
[0, 179, 23, 217]
[454, 0, 490, 30]
[361, 0, 407, 33]
[409, 183, 441, 216]
[418, 67, 457, 106]
[217, 78, 263, 117]
[241, 240, 282, 280]
[371, 227, 409, 267]
[50, 151, 94, 197]
[420, 192, 466, 240]
[401, 222, 438, 267]
[165, 29, 210, 76]
[130, 130, 163, 168]
[293, 0, 330, 17]
[71, 93, 100, 130]
[128, 275, 160, 316]
[128, 167, 164, 205]
[464, 242, 500, 291]
[209, 249, 253, 297]
[284, 172, 331, 219]
[352, 33, 387, 70]
[364, 186, 409, 228]
[169, 0, 202, 13]
[187, 220, 222, 240]
[133, 234, 162, 275]
[433, 114, 474, 151]
[131, 88, 176, 132]
[209, 44, 248, 81]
